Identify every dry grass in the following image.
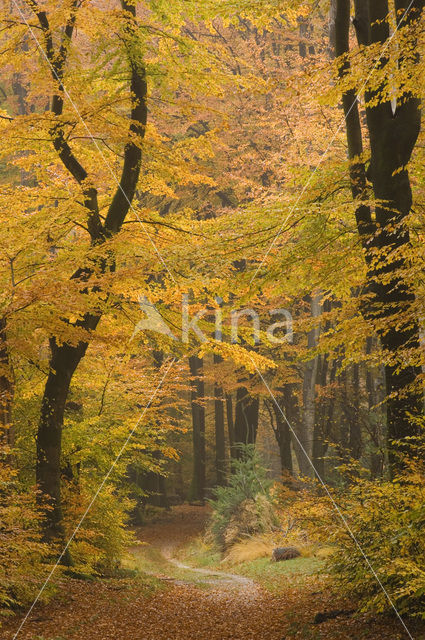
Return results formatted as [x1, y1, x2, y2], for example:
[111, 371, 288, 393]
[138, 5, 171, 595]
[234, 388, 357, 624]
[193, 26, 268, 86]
[222, 533, 335, 566]
[223, 537, 275, 564]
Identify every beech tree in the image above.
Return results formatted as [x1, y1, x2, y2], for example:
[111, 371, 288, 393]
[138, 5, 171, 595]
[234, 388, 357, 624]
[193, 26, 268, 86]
[18, 0, 146, 541]
[334, 0, 424, 474]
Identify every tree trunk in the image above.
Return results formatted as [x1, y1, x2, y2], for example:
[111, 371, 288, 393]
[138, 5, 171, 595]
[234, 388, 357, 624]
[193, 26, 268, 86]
[365, 337, 386, 477]
[142, 468, 169, 509]
[365, 0, 423, 473]
[31, 0, 147, 538]
[37, 338, 93, 541]
[189, 355, 206, 502]
[335, 0, 424, 475]
[225, 393, 235, 457]
[294, 295, 320, 476]
[234, 386, 259, 457]
[214, 356, 226, 486]
[349, 364, 362, 460]
[312, 295, 333, 479]
[312, 354, 328, 480]
[267, 389, 293, 475]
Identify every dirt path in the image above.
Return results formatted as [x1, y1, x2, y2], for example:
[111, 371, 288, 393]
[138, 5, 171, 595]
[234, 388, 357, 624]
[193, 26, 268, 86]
[140, 505, 260, 600]
[3, 505, 424, 640]
[163, 550, 260, 594]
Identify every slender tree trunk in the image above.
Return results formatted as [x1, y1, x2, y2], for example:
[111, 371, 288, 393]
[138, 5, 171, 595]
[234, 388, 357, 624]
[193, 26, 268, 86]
[143, 466, 169, 508]
[349, 364, 362, 460]
[129, 451, 168, 511]
[234, 386, 259, 457]
[276, 413, 293, 475]
[339, 367, 350, 455]
[324, 358, 337, 462]
[365, 337, 386, 477]
[214, 355, 226, 486]
[134, 352, 169, 509]
[226, 393, 236, 459]
[294, 295, 320, 476]
[312, 354, 328, 480]
[312, 295, 332, 478]
[280, 386, 294, 474]
[267, 391, 293, 475]
[189, 355, 206, 502]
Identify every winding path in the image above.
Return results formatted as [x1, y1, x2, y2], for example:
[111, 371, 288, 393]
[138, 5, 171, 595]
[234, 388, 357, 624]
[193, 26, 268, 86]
[3, 505, 409, 639]
[160, 542, 261, 600]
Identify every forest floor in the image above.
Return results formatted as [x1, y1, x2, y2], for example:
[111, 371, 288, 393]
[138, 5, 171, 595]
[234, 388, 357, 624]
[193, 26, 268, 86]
[3, 505, 425, 640]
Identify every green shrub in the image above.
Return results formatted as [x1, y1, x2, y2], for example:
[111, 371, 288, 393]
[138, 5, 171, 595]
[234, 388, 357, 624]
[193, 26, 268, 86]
[207, 445, 276, 550]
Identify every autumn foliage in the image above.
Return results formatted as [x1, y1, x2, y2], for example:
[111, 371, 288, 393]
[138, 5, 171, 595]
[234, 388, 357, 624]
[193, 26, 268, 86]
[0, 0, 424, 635]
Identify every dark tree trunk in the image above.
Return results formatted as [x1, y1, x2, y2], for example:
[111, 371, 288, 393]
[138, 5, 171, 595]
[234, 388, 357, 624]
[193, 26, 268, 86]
[134, 352, 169, 510]
[333, 0, 374, 242]
[142, 468, 169, 509]
[312, 295, 333, 479]
[339, 367, 350, 455]
[323, 359, 337, 465]
[225, 393, 236, 459]
[312, 354, 328, 480]
[189, 355, 206, 502]
[37, 339, 92, 541]
[31, 0, 147, 539]
[349, 364, 362, 460]
[294, 295, 320, 477]
[335, 0, 424, 475]
[234, 386, 259, 457]
[365, 0, 423, 472]
[340, 363, 363, 462]
[267, 390, 293, 475]
[276, 413, 293, 475]
[214, 356, 226, 486]
[280, 386, 294, 474]
[365, 337, 386, 477]
[128, 457, 168, 521]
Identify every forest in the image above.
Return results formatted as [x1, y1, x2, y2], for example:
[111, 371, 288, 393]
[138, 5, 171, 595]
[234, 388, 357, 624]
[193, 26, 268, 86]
[0, 0, 424, 638]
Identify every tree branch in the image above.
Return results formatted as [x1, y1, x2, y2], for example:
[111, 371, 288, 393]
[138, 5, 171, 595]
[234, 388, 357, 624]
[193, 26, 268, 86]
[104, 0, 147, 235]
[334, 0, 375, 254]
[27, 0, 103, 243]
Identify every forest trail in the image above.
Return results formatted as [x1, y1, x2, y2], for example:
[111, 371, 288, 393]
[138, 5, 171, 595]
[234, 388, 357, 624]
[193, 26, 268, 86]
[2, 505, 415, 640]
[162, 550, 260, 598]
[135, 504, 261, 601]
